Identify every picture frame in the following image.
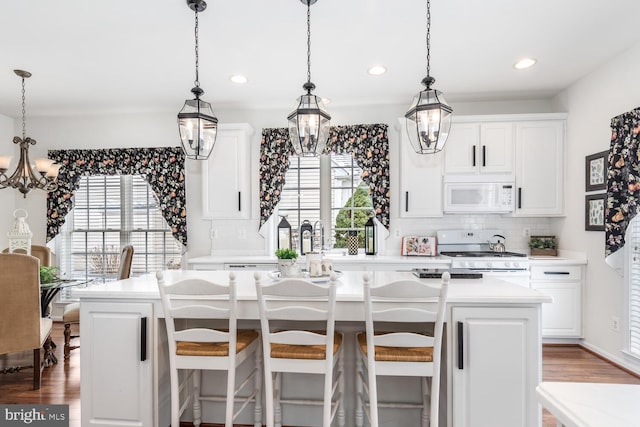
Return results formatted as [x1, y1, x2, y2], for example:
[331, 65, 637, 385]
[585, 150, 608, 192]
[585, 193, 606, 231]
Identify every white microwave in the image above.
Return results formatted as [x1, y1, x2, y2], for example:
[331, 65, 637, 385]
[443, 175, 515, 213]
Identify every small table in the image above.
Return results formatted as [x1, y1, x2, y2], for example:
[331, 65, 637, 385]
[536, 381, 640, 427]
[39, 279, 92, 365]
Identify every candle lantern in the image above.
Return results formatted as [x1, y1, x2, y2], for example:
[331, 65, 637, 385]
[300, 220, 314, 255]
[364, 215, 376, 255]
[277, 215, 292, 250]
[7, 209, 32, 254]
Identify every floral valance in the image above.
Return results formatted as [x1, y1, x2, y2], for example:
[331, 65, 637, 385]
[605, 107, 640, 271]
[46, 147, 187, 246]
[259, 123, 390, 230]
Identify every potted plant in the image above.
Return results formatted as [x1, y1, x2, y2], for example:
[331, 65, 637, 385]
[275, 248, 299, 277]
[39, 266, 61, 284]
[529, 236, 557, 256]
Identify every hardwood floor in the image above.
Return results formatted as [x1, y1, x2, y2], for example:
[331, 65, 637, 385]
[1, 324, 639, 427]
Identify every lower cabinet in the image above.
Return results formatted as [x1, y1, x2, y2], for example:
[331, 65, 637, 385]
[81, 302, 154, 427]
[530, 264, 583, 338]
[451, 306, 540, 427]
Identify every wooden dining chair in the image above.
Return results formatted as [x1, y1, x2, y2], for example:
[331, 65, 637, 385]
[355, 271, 449, 427]
[63, 244, 134, 360]
[0, 253, 54, 390]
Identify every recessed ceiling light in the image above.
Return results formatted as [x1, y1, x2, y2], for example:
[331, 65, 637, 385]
[321, 98, 332, 105]
[513, 58, 537, 70]
[229, 74, 248, 84]
[368, 65, 387, 76]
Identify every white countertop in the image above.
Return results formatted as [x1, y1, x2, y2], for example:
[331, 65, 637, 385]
[75, 270, 552, 306]
[187, 254, 452, 266]
[537, 381, 640, 427]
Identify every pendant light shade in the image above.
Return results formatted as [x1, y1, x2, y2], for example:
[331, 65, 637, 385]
[177, 0, 218, 160]
[288, 84, 331, 157]
[288, 0, 331, 157]
[405, 0, 453, 154]
[178, 87, 218, 160]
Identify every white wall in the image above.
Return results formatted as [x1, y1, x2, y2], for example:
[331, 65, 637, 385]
[554, 39, 640, 372]
[0, 113, 16, 249]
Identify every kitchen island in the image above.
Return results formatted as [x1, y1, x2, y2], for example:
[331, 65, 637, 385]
[76, 270, 551, 427]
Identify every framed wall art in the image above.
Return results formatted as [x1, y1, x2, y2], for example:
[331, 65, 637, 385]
[585, 193, 606, 231]
[585, 150, 608, 192]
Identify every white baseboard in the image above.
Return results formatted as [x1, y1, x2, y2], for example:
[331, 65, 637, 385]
[580, 340, 640, 377]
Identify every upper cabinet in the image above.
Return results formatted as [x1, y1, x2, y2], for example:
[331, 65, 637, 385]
[513, 120, 565, 217]
[398, 119, 444, 217]
[202, 123, 254, 219]
[444, 122, 514, 174]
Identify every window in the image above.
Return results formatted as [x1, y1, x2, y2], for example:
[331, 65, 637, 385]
[58, 175, 183, 283]
[278, 154, 373, 250]
[628, 217, 640, 358]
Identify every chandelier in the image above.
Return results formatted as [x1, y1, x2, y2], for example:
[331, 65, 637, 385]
[287, 0, 331, 157]
[177, 0, 218, 160]
[0, 70, 59, 197]
[405, 0, 453, 154]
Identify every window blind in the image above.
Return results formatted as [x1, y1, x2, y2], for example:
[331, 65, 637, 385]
[629, 218, 640, 357]
[59, 175, 182, 293]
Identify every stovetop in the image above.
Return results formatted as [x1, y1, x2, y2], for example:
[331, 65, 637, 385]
[440, 251, 527, 258]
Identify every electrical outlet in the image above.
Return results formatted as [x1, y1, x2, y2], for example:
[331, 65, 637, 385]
[237, 228, 246, 239]
[612, 316, 620, 332]
[395, 229, 401, 238]
[210, 229, 218, 239]
[523, 227, 531, 238]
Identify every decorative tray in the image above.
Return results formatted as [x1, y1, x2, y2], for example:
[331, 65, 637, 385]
[267, 270, 343, 283]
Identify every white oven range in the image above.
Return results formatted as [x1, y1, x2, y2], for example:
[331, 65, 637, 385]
[437, 229, 530, 287]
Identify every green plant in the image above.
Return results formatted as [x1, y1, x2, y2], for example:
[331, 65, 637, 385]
[275, 248, 298, 259]
[39, 266, 61, 284]
[529, 236, 556, 249]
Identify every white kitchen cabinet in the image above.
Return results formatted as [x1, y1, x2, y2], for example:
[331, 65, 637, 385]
[81, 302, 154, 427]
[398, 119, 444, 217]
[202, 123, 253, 219]
[444, 122, 514, 175]
[513, 120, 565, 216]
[451, 306, 540, 427]
[530, 264, 583, 338]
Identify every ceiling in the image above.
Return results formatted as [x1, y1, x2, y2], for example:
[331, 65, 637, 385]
[1, 0, 639, 118]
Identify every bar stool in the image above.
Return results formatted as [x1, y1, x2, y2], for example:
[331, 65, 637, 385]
[254, 271, 345, 427]
[157, 271, 262, 427]
[355, 272, 449, 427]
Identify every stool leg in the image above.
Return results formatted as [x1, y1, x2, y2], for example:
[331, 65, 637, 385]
[193, 369, 202, 427]
[421, 377, 429, 427]
[338, 347, 345, 427]
[254, 344, 263, 427]
[64, 323, 71, 361]
[355, 343, 364, 427]
[274, 372, 282, 427]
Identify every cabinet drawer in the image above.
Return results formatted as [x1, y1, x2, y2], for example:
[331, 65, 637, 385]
[530, 265, 581, 280]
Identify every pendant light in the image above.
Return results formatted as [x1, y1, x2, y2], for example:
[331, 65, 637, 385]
[405, 0, 453, 154]
[287, 0, 331, 157]
[178, 0, 218, 160]
[0, 70, 59, 197]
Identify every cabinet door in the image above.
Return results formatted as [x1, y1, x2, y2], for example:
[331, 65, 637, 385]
[202, 123, 253, 219]
[514, 121, 564, 216]
[444, 123, 480, 174]
[531, 281, 581, 337]
[479, 122, 514, 173]
[399, 123, 444, 217]
[452, 306, 540, 427]
[81, 302, 153, 427]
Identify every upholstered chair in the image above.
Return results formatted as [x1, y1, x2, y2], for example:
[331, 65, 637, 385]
[62, 245, 134, 360]
[3, 244, 51, 267]
[0, 253, 54, 389]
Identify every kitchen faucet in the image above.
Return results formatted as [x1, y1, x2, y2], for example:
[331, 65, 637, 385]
[313, 220, 325, 251]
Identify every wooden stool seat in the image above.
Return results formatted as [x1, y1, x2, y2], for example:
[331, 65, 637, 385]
[357, 332, 434, 362]
[177, 330, 259, 356]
